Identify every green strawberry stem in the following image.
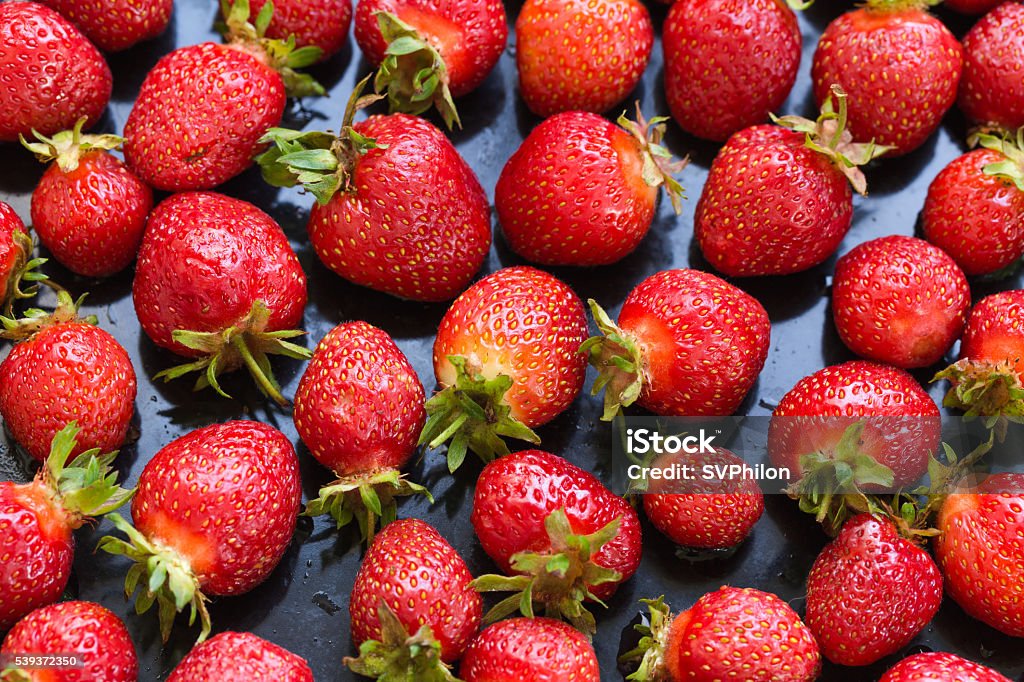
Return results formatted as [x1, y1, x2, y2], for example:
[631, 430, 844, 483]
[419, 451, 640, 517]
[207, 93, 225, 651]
[96, 513, 211, 644]
[418, 355, 540, 473]
[864, 0, 941, 11]
[1, 228, 49, 317]
[934, 358, 1024, 422]
[343, 601, 460, 682]
[470, 509, 623, 637]
[619, 596, 673, 682]
[617, 104, 688, 214]
[303, 468, 433, 544]
[0, 289, 96, 341]
[152, 300, 312, 407]
[579, 299, 646, 422]
[20, 116, 123, 173]
[976, 127, 1024, 191]
[0, 666, 32, 682]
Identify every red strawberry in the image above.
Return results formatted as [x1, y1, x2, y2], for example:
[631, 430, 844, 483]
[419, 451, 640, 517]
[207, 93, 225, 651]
[812, 1, 963, 156]
[1, 601, 137, 681]
[460, 617, 600, 682]
[248, 0, 352, 61]
[515, 0, 652, 117]
[123, 1, 323, 192]
[97, 421, 302, 642]
[805, 513, 943, 666]
[167, 632, 313, 682]
[470, 449, 642, 634]
[583, 268, 770, 419]
[832, 236, 971, 369]
[132, 192, 309, 406]
[879, 652, 1012, 682]
[0, 2, 111, 142]
[346, 519, 481, 679]
[495, 108, 686, 266]
[695, 87, 887, 276]
[354, 0, 506, 128]
[663, 0, 802, 142]
[0, 201, 44, 315]
[945, 0, 1004, 14]
[420, 267, 588, 470]
[39, 0, 171, 52]
[623, 589, 821, 681]
[0, 424, 133, 631]
[959, 2, 1024, 131]
[21, 118, 152, 278]
[922, 132, 1024, 276]
[294, 321, 428, 542]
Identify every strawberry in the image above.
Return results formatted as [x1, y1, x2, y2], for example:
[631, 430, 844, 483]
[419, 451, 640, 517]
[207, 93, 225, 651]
[695, 87, 888, 276]
[495, 108, 686, 266]
[0, 2, 111, 143]
[583, 268, 770, 420]
[460, 617, 600, 682]
[805, 513, 942, 666]
[832, 235, 971, 369]
[97, 421, 302, 642]
[21, 118, 153, 278]
[354, 0, 507, 128]
[1, 601, 137, 681]
[419, 267, 588, 470]
[0, 202, 45, 316]
[959, 2, 1024, 131]
[470, 449, 642, 634]
[945, 0, 1004, 14]
[663, 0, 802, 142]
[515, 0, 653, 117]
[811, 0, 963, 156]
[0, 424, 133, 631]
[879, 652, 1012, 682]
[167, 632, 313, 682]
[248, 0, 352, 61]
[39, 0, 172, 52]
[123, 0, 323, 192]
[132, 192, 310, 406]
[622, 589, 821, 681]
[345, 519, 481, 680]
[295, 321, 428, 542]
[922, 131, 1024, 276]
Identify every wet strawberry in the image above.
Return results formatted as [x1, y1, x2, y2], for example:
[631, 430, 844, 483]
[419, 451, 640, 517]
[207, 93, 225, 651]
[959, 2, 1024, 131]
[249, 0, 352, 61]
[879, 652, 1011, 682]
[40, 0, 172, 52]
[460, 618, 600, 682]
[168, 631, 313, 682]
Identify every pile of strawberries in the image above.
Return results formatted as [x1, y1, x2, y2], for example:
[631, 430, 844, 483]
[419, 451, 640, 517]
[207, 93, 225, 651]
[0, 0, 1023, 680]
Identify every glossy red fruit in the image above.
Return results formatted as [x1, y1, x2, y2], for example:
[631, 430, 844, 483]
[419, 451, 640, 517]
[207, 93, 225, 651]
[832, 236, 971, 369]
[663, 0, 801, 142]
[516, 0, 652, 117]
[805, 514, 943, 666]
[460, 618, 600, 682]
[1, 601, 137, 681]
[40, 0, 172, 51]
[250, 0, 352, 60]
[0, 201, 36, 312]
[167, 632, 313, 682]
[879, 652, 1012, 682]
[959, 2, 1024, 131]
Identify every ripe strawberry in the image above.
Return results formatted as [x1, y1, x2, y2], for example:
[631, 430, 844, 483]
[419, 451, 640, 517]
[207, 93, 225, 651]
[695, 87, 887, 276]
[346, 519, 481, 679]
[879, 652, 1012, 682]
[21, 118, 153, 278]
[0, 424, 133, 631]
[623, 589, 821, 681]
[805, 513, 942, 666]
[123, 1, 323, 192]
[516, 0, 652, 117]
[354, 0, 506, 128]
[663, 0, 802, 142]
[295, 322, 428, 542]
[1, 601, 137, 681]
[0, 2, 111, 142]
[39, 0, 172, 52]
[248, 0, 352, 61]
[470, 449, 642, 634]
[832, 236, 971, 369]
[167, 632, 313, 682]
[945, 0, 1004, 14]
[812, 1, 963, 156]
[495, 108, 686, 266]
[420, 267, 588, 469]
[583, 268, 770, 420]
[959, 2, 1024, 131]
[132, 192, 309, 406]
[460, 618, 600, 682]
[922, 132, 1024, 276]
[97, 421, 302, 642]
[0, 201, 44, 315]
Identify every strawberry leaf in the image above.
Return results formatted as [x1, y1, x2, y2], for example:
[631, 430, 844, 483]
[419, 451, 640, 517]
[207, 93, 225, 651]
[580, 299, 646, 421]
[343, 601, 460, 682]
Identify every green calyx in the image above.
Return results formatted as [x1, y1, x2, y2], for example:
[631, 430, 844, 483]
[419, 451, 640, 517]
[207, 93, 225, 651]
[0, 289, 95, 342]
[344, 601, 460, 682]
[620, 596, 673, 682]
[1, 228, 48, 317]
[864, 0, 940, 11]
[579, 299, 646, 422]
[470, 509, 623, 637]
[975, 127, 1024, 192]
[96, 513, 211, 644]
[373, 11, 460, 130]
[772, 84, 891, 195]
[303, 468, 433, 545]
[418, 355, 540, 473]
[19, 117, 123, 173]
[935, 358, 1024, 421]
[617, 103, 688, 214]
[0, 666, 32, 681]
